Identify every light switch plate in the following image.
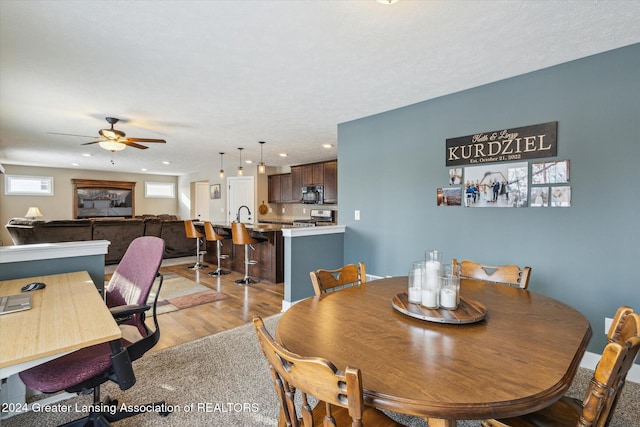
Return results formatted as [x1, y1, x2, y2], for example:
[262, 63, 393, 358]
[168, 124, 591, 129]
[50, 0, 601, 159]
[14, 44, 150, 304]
[355, 210, 360, 220]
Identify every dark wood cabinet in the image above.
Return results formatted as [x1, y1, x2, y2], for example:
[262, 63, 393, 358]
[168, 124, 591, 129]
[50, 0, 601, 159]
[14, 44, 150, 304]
[312, 163, 324, 185]
[291, 166, 302, 202]
[268, 159, 337, 204]
[302, 165, 313, 186]
[268, 175, 280, 203]
[323, 160, 337, 203]
[280, 173, 292, 203]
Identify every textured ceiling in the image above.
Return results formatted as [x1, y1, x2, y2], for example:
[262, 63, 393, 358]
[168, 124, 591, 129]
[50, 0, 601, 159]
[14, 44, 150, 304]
[1, 0, 639, 176]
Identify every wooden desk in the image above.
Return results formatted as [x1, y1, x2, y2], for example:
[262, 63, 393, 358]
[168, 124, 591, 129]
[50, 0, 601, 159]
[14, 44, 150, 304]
[0, 271, 121, 378]
[276, 277, 592, 427]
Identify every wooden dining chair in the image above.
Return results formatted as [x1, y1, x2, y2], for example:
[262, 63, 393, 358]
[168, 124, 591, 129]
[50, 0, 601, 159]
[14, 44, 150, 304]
[453, 259, 531, 289]
[482, 306, 640, 427]
[309, 262, 366, 296]
[252, 317, 404, 427]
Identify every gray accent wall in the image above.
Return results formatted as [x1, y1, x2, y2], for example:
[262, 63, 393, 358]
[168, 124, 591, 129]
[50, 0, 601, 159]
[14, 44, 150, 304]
[337, 43, 640, 357]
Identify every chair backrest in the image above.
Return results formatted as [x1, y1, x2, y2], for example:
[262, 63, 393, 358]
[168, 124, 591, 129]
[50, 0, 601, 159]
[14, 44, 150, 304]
[203, 221, 224, 242]
[580, 308, 640, 427]
[454, 259, 531, 289]
[104, 236, 165, 345]
[253, 317, 366, 426]
[184, 219, 203, 239]
[310, 262, 366, 296]
[232, 221, 258, 245]
[592, 306, 640, 427]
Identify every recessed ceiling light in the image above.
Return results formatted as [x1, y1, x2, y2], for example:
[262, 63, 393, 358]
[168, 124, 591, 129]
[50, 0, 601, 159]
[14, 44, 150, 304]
[81, 153, 92, 157]
[71, 163, 80, 166]
[245, 160, 253, 164]
[279, 153, 288, 157]
[162, 161, 171, 165]
[323, 144, 333, 148]
[141, 168, 148, 172]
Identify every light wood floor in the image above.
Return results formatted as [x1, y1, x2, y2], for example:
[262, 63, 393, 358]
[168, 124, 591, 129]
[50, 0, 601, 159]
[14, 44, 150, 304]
[110, 261, 284, 353]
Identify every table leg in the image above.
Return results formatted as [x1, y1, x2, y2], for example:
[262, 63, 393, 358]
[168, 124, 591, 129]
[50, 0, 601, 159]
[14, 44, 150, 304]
[426, 418, 456, 427]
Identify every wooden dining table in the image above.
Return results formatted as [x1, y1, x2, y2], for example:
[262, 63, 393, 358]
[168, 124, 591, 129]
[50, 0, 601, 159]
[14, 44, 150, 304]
[275, 277, 592, 427]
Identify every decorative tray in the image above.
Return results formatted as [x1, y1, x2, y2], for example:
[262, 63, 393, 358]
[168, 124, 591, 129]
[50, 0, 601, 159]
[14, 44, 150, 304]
[391, 292, 487, 324]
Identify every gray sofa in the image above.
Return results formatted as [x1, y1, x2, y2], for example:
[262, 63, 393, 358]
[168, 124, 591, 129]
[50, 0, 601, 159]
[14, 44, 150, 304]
[6, 216, 194, 264]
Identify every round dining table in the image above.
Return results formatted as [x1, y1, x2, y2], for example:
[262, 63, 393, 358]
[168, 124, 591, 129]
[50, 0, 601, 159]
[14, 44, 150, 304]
[275, 277, 592, 427]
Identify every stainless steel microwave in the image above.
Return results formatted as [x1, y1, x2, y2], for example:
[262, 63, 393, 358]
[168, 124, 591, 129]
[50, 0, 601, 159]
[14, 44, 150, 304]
[301, 185, 324, 204]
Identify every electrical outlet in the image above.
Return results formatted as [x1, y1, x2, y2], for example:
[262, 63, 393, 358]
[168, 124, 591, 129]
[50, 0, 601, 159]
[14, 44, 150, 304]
[355, 210, 360, 220]
[303, 208, 306, 214]
[605, 317, 613, 335]
[282, 207, 285, 214]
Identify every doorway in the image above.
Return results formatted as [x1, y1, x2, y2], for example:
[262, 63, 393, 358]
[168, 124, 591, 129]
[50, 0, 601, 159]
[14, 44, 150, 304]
[193, 181, 210, 221]
[227, 176, 255, 223]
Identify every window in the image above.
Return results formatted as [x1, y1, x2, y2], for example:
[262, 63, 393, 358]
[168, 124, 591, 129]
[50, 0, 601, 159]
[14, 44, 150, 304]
[4, 175, 54, 196]
[145, 182, 175, 198]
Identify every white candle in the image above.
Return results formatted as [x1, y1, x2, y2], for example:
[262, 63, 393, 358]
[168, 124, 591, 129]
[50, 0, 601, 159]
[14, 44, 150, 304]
[421, 289, 438, 308]
[440, 288, 457, 309]
[408, 287, 421, 303]
[425, 260, 440, 289]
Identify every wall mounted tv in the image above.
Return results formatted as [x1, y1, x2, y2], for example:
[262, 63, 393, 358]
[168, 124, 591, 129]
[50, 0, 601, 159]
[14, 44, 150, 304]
[72, 179, 136, 219]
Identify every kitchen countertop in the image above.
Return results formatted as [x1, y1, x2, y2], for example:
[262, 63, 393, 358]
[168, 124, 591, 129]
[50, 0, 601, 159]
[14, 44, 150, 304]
[208, 222, 293, 232]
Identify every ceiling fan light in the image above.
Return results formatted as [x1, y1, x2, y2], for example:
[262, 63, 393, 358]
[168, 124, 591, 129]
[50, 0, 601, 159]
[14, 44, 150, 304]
[99, 140, 126, 152]
[99, 128, 125, 139]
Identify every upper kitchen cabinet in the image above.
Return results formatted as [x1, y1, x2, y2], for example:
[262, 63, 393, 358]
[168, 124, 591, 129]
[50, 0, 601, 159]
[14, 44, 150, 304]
[268, 174, 281, 203]
[269, 159, 337, 204]
[323, 160, 337, 204]
[291, 166, 302, 202]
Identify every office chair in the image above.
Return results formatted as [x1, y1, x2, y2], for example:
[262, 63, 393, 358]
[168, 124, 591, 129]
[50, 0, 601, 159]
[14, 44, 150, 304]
[19, 236, 168, 426]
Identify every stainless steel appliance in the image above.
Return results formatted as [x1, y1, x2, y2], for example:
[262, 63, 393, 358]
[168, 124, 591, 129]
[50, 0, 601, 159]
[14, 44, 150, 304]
[292, 209, 335, 227]
[301, 185, 323, 204]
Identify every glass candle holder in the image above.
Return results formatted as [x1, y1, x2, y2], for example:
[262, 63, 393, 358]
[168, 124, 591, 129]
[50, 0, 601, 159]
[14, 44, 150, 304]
[424, 250, 442, 294]
[439, 263, 461, 310]
[407, 261, 425, 304]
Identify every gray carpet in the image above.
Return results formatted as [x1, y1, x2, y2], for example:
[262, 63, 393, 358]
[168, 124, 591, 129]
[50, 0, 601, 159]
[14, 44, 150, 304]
[4, 315, 639, 426]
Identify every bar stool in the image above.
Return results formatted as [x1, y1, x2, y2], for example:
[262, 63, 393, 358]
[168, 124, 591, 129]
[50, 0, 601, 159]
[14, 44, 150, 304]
[203, 221, 230, 276]
[231, 222, 258, 285]
[184, 220, 208, 270]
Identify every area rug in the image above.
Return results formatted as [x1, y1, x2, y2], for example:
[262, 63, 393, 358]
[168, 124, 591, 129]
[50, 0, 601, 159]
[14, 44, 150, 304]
[148, 272, 228, 314]
[5, 315, 639, 427]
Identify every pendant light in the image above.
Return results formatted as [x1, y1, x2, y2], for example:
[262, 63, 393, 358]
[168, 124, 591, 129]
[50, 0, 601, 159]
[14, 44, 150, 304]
[219, 152, 225, 179]
[237, 147, 244, 176]
[258, 141, 266, 174]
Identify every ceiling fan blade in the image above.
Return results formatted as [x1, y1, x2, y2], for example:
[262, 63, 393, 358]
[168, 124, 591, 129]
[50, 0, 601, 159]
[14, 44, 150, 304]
[121, 140, 149, 149]
[81, 141, 101, 145]
[126, 137, 166, 143]
[48, 132, 96, 138]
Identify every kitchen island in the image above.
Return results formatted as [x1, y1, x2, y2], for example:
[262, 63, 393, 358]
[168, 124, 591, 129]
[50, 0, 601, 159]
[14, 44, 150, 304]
[203, 222, 289, 284]
[202, 222, 346, 303]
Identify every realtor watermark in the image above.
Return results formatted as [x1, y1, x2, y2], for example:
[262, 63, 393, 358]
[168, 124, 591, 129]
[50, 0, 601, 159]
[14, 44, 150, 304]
[3, 401, 260, 415]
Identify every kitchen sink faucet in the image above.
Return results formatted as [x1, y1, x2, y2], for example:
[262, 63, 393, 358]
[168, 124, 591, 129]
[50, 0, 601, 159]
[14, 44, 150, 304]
[236, 205, 252, 223]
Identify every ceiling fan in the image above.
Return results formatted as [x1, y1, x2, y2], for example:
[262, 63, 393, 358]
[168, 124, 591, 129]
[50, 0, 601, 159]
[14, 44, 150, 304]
[50, 117, 167, 152]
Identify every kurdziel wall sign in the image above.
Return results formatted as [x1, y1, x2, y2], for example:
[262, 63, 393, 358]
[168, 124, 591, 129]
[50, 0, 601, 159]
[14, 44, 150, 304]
[446, 121, 557, 166]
